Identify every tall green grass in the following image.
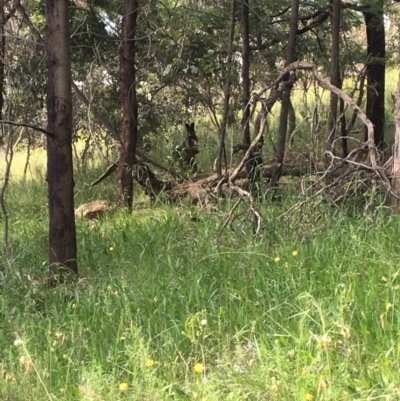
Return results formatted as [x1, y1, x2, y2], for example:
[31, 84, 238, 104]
[1, 166, 400, 400]
[1, 70, 400, 400]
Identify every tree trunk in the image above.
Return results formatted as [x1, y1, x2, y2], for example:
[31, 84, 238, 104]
[46, 0, 77, 288]
[270, 0, 299, 188]
[327, 0, 341, 153]
[216, 0, 236, 180]
[241, 0, 251, 146]
[0, 0, 9, 257]
[0, 0, 4, 121]
[116, 0, 139, 209]
[391, 76, 400, 212]
[363, 1, 385, 149]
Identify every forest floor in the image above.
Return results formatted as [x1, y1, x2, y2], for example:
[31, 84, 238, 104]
[1, 153, 400, 401]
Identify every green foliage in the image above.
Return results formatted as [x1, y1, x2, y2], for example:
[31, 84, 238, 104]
[5, 0, 400, 171]
[2, 168, 400, 400]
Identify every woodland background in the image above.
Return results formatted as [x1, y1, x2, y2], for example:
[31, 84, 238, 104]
[1, 1, 400, 400]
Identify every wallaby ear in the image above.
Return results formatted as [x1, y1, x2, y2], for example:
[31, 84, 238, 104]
[185, 123, 190, 130]
[190, 122, 194, 129]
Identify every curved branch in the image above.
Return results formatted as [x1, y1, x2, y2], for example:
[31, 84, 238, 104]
[254, 61, 392, 190]
[0, 120, 53, 137]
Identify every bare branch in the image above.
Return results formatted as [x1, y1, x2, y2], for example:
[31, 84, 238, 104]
[0, 120, 52, 136]
[91, 162, 118, 186]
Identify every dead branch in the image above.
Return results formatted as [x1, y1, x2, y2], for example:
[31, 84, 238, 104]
[230, 184, 262, 238]
[0, 120, 53, 137]
[254, 61, 392, 194]
[256, 61, 377, 159]
[91, 162, 118, 186]
[280, 167, 354, 219]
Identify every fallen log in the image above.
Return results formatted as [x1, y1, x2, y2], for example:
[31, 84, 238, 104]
[91, 159, 357, 205]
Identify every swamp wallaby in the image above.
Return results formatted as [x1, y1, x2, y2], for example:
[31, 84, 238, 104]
[172, 122, 199, 172]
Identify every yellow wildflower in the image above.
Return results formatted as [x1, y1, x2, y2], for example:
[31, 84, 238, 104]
[62, 354, 67, 359]
[305, 392, 313, 400]
[193, 362, 204, 374]
[71, 303, 76, 309]
[119, 382, 129, 391]
[274, 256, 280, 263]
[292, 250, 298, 257]
[145, 359, 155, 367]
[109, 246, 114, 252]
[4, 373, 16, 382]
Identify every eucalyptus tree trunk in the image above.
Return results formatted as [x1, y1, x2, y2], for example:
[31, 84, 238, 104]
[216, 0, 236, 180]
[0, 0, 3, 121]
[240, 0, 262, 195]
[46, 0, 77, 288]
[0, 0, 9, 257]
[327, 0, 341, 154]
[117, 0, 139, 209]
[363, 1, 385, 149]
[241, 0, 251, 147]
[270, 0, 299, 188]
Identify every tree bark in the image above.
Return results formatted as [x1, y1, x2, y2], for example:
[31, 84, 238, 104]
[46, 0, 77, 287]
[270, 0, 299, 188]
[0, 0, 9, 257]
[241, 0, 251, 146]
[216, 0, 236, 180]
[327, 0, 341, 153]
[116, 0, 139, 209]
[363, 1, 385, 149]
[0, 0, 4, 121]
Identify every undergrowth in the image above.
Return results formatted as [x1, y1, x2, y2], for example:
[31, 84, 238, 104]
[1, 67, 400, 398]
[1, 166, 400, 401]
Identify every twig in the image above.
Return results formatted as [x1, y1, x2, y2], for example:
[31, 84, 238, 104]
[231, 184, 262, 238]
[280, 168, 353, 219]
[222, 197, 242, 229]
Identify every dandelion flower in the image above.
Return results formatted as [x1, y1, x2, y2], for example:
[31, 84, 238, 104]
[119, 382, 129, 391]
[274, 256, 281, 263]
[292, 250, 298, 257]
[305, 392, 314, 400]
[71, 303, 77, 309]
[200, 319, 207, 326]
[145, 359, 155, 367]
[62, 354, 67, 359]
[193, 362, 204, 374]
[109, 246, 114, 252]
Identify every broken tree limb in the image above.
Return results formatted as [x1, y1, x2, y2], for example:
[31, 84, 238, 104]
[252, 61, 393, 193]
[91, 162, 118, 186]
